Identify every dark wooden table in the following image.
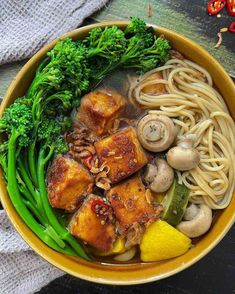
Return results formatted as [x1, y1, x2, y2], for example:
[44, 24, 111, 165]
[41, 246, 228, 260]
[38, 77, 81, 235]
[1, 0, 234, 293]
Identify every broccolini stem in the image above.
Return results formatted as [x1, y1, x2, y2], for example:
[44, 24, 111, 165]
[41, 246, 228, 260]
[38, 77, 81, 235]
[16, 145, 22, 159]
[37, 147, 90, 260]
[18, 177, 37, 206]
[20, 176, 68, 247]
[28, 139, 38, 187]
[32, 90, 43, 124]
[18, 158, 74, 249]
[17, 158, 38, 201]
[18, 157, 48, 223]
[44, 225, 66, 248]
[35, 58, 50, 75]
[27, 68, 46, 98]
[23, 198, 46, 225]
[23, 148, 30, 176]
[7, 130, 72, 254]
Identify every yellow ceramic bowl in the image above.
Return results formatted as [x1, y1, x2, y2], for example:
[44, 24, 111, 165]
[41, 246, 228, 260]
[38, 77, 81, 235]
[0, 21, 235, 285]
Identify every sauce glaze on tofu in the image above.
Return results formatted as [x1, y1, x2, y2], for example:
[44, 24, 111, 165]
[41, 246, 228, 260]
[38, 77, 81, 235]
[77, 88, 126, 136]
[107, 175, 162, 234]
[47, 83, 162, 257]
[95, 127, 148, 184]
[69, 194, 116, 252]
[47, 155, 94, 212]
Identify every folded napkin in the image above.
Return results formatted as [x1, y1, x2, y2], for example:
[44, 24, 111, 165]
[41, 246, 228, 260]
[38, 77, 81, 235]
[0, 210, 63, 294]
[0, 0, 108, 293]
[0, 0, 108, 65]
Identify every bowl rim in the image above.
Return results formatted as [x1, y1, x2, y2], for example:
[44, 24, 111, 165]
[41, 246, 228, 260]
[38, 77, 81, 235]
[0, 20, 235, 285]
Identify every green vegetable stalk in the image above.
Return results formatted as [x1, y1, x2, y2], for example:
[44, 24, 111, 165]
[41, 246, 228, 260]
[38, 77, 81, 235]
[7, 128, 76, 256]
[0, 17, 171, 261]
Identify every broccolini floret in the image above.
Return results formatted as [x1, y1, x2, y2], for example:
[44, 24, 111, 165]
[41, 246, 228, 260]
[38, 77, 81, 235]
[86, 26, 126, 60]
[124, 16, 147, 36]
[0, 97, 33, 147]
[85, 16, 170, 83]
[121, 36, 171, 71]
[38, 116, 71, 155]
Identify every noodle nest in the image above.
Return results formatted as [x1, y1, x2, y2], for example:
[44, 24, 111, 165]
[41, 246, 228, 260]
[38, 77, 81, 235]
[129, 58, 235, 209]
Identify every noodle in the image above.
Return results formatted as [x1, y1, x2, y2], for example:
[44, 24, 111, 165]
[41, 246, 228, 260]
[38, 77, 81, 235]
[130, 59, 235, 209]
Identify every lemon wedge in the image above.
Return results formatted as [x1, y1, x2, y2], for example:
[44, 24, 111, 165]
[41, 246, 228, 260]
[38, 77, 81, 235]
[140, 220, 191, 262]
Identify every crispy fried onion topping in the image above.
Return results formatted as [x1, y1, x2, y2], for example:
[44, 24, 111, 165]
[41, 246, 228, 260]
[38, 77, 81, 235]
[66, 127, 96, 160]
[90, 159, 111, 191]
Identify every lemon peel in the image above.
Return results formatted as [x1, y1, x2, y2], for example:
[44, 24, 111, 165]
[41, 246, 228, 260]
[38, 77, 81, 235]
[140, 220, 191, 262]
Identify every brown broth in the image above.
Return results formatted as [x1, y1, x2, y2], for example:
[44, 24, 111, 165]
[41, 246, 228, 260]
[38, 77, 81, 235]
[96, 69, 145, 120]
[68, 69, 215, 265]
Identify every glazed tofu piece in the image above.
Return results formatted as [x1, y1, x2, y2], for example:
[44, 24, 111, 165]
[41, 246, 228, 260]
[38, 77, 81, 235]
[94, 127, 148, 184]
[47, 155, 93, 212]
[106, 175, 161, 233]
[77, 88, 126, 136]
[141, 72, 167, 95]
[69, 194, 116, 252]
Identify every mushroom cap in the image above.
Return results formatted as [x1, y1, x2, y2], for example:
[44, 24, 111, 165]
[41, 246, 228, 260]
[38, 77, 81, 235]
[183, 203, 199, 221]
[144, 158, 174, 193]
[144, 163, 158, 183]
[137, 114, 176, 152]
[176, 204, 212, 238]
[167, 146, 200, 171]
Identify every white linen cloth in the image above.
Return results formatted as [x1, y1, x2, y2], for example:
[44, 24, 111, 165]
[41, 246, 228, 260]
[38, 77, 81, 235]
[0, 0, 108, 293]
[0, 210, 63, 293]
[0, 0, 108, 65]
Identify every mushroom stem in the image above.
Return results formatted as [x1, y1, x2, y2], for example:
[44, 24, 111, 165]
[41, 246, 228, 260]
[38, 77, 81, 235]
[177, 134, 196, 148]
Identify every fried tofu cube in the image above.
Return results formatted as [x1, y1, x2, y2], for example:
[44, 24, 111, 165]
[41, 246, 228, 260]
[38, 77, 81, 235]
[47, 155, 93, 212]
[142, 72, 167, 95]
[77, 88, 126, 136]
[69, 194, 116, 251]
[106, 175, 160, 233]
[94, 127, 148, 184]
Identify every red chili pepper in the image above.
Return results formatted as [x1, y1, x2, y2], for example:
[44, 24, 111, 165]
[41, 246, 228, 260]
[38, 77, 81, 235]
[81, 156, 92, 169]
[227, 0, 235, 15]
[207, 0, 227, 15]
[91, 199, 110, 216]
[229, 22, 235, 33]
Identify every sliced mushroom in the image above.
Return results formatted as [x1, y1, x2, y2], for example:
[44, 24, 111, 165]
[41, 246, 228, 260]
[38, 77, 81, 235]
[176, 204, 212, 238]
[144, 158, 174, 193]
[137, 114, 176, 152]
[167, 134, 200, 171]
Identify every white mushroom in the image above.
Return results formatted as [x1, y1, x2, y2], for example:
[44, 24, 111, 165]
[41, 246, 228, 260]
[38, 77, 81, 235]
[144, 158, 174, 193]
[137, 114, 176, 152]
[176, 204, 212, 238]
[166, 134, 200, 171]
[183, 203, 199, 221]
